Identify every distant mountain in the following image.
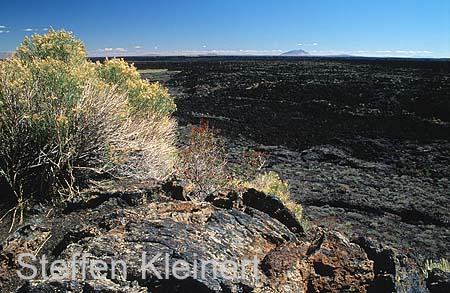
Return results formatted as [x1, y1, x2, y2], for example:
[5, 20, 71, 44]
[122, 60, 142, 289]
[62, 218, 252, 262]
[280, 49, 309, 56]
[198, 52, 219, 57]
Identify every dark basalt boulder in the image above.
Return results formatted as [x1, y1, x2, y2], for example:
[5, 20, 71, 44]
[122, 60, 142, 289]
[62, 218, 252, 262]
[426, 268, 450, 293]
[16, 198, 375, 292]
[243, 188, 305, 234]
[0, 183, 427, 292]
[353, 236, 427, 293]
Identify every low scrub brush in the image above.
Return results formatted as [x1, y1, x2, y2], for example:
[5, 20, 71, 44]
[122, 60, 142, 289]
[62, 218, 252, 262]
[0, 29, 177, 227]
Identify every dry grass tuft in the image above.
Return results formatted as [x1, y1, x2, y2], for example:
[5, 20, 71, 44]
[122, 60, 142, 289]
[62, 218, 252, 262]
[244, 171, 310, 231]
[423, 258, 450, 278]
[72, 85, 177, 181]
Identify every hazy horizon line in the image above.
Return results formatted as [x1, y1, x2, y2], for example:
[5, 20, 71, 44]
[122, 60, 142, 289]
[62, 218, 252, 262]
[87, 51, 450, 59]
[1, 50, 448, 60]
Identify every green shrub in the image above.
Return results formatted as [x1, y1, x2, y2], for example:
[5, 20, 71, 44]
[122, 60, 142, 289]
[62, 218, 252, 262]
[0, 29, 177, 214]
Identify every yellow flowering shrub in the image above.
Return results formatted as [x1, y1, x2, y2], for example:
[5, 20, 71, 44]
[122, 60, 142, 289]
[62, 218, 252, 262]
[4, 29, 175, 116]
[96, 58, 176, 115]
[0, 30, 177, 211]
[15, 29, 86, 65]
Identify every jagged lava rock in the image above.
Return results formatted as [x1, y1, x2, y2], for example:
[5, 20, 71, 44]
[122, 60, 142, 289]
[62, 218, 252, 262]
[2, 186, 377, 292]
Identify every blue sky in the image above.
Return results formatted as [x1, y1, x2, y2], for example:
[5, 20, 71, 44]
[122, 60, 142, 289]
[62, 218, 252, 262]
[0, 0, 449, 57]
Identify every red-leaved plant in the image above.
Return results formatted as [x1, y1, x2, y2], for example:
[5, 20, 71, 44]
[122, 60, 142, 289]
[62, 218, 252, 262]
[178, 119, 228, 200]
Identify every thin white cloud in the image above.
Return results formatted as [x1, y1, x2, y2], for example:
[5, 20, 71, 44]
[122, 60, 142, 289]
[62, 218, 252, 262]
[202, 45, 207, 48]
[23, 28, 40, 32]
[0, 30, 10, 34]
[0, 25, 6, 29]
[309, 50, 347, 55]
[393, 50, 432, 55]
[42, 28, 48, 31]
[88, 48, 285, 57]
[134, 45, 142, 49]
[307, 49, 435, 57]
[140, 49, 283, 56]
[298, 42, 319, 46]
[98, 47, 127, 52]
[91, 47, 129, 57]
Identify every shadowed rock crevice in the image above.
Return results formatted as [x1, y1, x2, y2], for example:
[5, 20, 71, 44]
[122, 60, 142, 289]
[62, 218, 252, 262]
[353, 236, 426, 292]
[243, 188, 305, 234]
[52, 227, 98, 257]
[426, 268, 450, 293]
[313, 262, 334, 277]
[141, 276, 216, 293]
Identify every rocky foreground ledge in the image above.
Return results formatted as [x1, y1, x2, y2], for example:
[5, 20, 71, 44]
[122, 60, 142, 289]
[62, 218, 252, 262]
[0, 182, 448, 292]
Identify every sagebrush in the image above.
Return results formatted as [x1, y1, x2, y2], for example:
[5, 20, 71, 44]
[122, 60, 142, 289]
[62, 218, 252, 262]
[0, 29, 177, 213]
